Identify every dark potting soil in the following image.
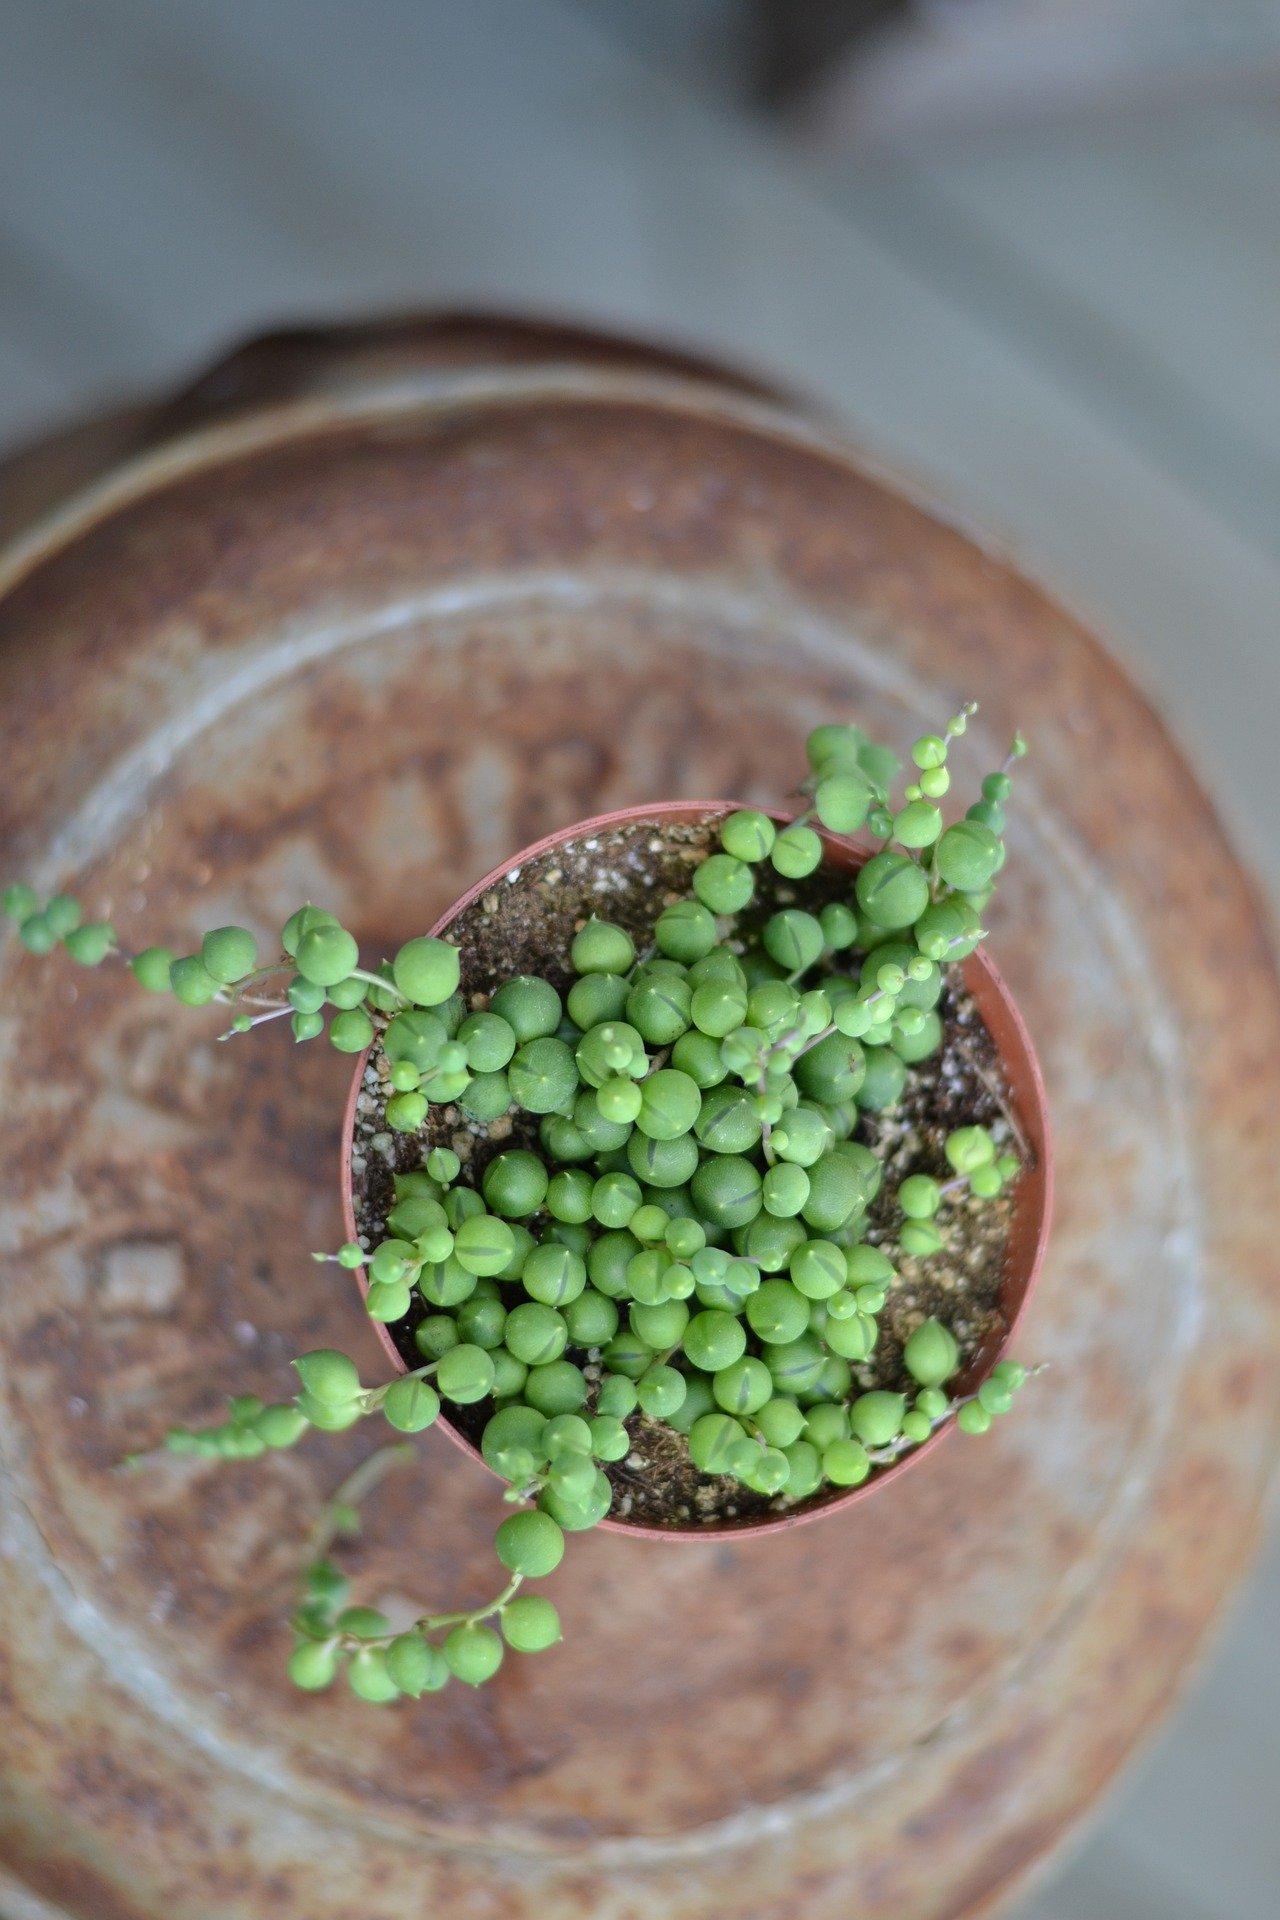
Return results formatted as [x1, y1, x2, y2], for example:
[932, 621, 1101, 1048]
[348, 815, 1020, 1531]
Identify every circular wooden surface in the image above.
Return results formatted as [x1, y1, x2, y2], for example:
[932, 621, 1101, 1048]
[0, 318, 1278, 1920]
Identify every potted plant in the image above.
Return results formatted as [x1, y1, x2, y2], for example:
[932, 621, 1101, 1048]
[6, 703, 1050, 1706]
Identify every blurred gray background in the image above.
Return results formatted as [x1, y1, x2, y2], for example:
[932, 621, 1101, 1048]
[1, 3, 1277, 1914]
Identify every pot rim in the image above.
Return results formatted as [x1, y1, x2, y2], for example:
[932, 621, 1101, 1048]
[339, 800, 1054, 1540]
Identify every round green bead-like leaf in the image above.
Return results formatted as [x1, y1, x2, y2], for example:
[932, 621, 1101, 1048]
[763, 909, 825, 975]
[483, 1150, 550, 1219]
[295, 923, 359, 988]
[694, 1084, 763, 1156]
[957, 1399, 992, 1435]
[546, 1168, 594, 1224]
[935, 820, 1002, 893]
[713, 1356, 772, 1416]
[418, 1252, 476, 1307]
[43, 894, 81, 938]
[491, 974, 562, 1042]
[720, 809, 777, 862]
[2, 883, 38, 923]
[589, 1413, 630, 1461]
[590, 1171, 641, 1229]
[346, 1648, 399, 1702]
[288, 1640, 340, 1691]
[254, 1403, 309, 1448]
[893, 800, 943, 849]
[337, 1604, 391, 1640]
[281, 905, 337, 958]
[130, 945, 176, 992]
[383, 1009, 446, 1070]
[169, 954, 220, 1005]
[754, 1396, 806, 1448]
[504, 1302, 569, 1366]
[903, 1317, 959, 1387]
[571, 917, 635, 976]
[690, 978, 749, 1039]
[329, 1008, 375, 1053]
[945, 1125, 995, 1174]
[818, 902, 858, 952]
[898, 1167, 948, 1213]
[746, 1280, 811, 1346]
[522, 1242, 587, 1308]
[436, 1343, 496, 1404]
[683, 1309, 747, 1374]
[386, 1632, 448, 1697]
[538, 1466, 613, 1531]
[453, 1214, 518, 1278]
[637, 1363, 688, 1418]
[509, 1037, 579, 1114]
[626, 977, 693, 1047]
[855, 1045, 907, 1112]
[327, 974, 369, 1009]
[790, 1239, 846, 1300]
[806, 723, 863, 774]
[688, 1412, 753, 1477]
[762, 1161, 809, 1218]
[804, 1403, 848, 1450]
[542, 1413, 592, 1457]
[855, 851, 930, 931]
[459, 1070, 511, 1122]
[801, 1155, 871, 1233]
[457, 1292, 508, 1350]
[766, 1335, 826, 1396]
[848, 1391, 907, 1447]
[200, 924, 258, 984]
[770, 825, 822, 879]
[64, 921, 115, 966]
[496, 1508, 566, 1577]
[977, 1376, 1014, 1416]
[690, 1153, 763, 1227]
[595, 1075, 642, 1125]
[294, 1390, 363, 1431]
[482, 1404, 547, 1473]
[654, 898, 718, 963]
[501, 1595, 562, 1653]
[457, 1011, 517, 1072]
[384, 1089, 427, 1131]
[781, 1439, 823, 1499]
[636, 1068, 701, 1142]
[794, 1033, 865, 1105]
[627, 1130, 700, 1190]
[391, 936, 460, 1007]
[823, 1438, 871, 1486]
[630, 1295, 689, 1348]
[443, 1622, 504, 1686]
[382, 1375, 441, 1432]
[693, 853, 755, 915]
[814, 771, 871, 835]
[293, 1349, 361, 1405]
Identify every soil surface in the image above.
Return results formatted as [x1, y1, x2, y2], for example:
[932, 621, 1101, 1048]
[348, 815, 1020, 1531]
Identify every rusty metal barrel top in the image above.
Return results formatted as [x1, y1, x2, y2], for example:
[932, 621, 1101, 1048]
[1, 315, 1278, 1920]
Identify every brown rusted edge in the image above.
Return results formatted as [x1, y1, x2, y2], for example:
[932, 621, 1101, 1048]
[339, 801, 1053, 1539]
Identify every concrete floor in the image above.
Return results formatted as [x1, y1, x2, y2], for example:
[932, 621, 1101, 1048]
[0, 3, 1277, 1914]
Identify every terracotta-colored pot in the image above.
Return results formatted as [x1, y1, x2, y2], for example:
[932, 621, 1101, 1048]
[340, 800, 1053, 1538]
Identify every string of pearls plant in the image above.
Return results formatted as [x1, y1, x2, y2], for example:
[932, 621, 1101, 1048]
[7, 705, 1034, 1704]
